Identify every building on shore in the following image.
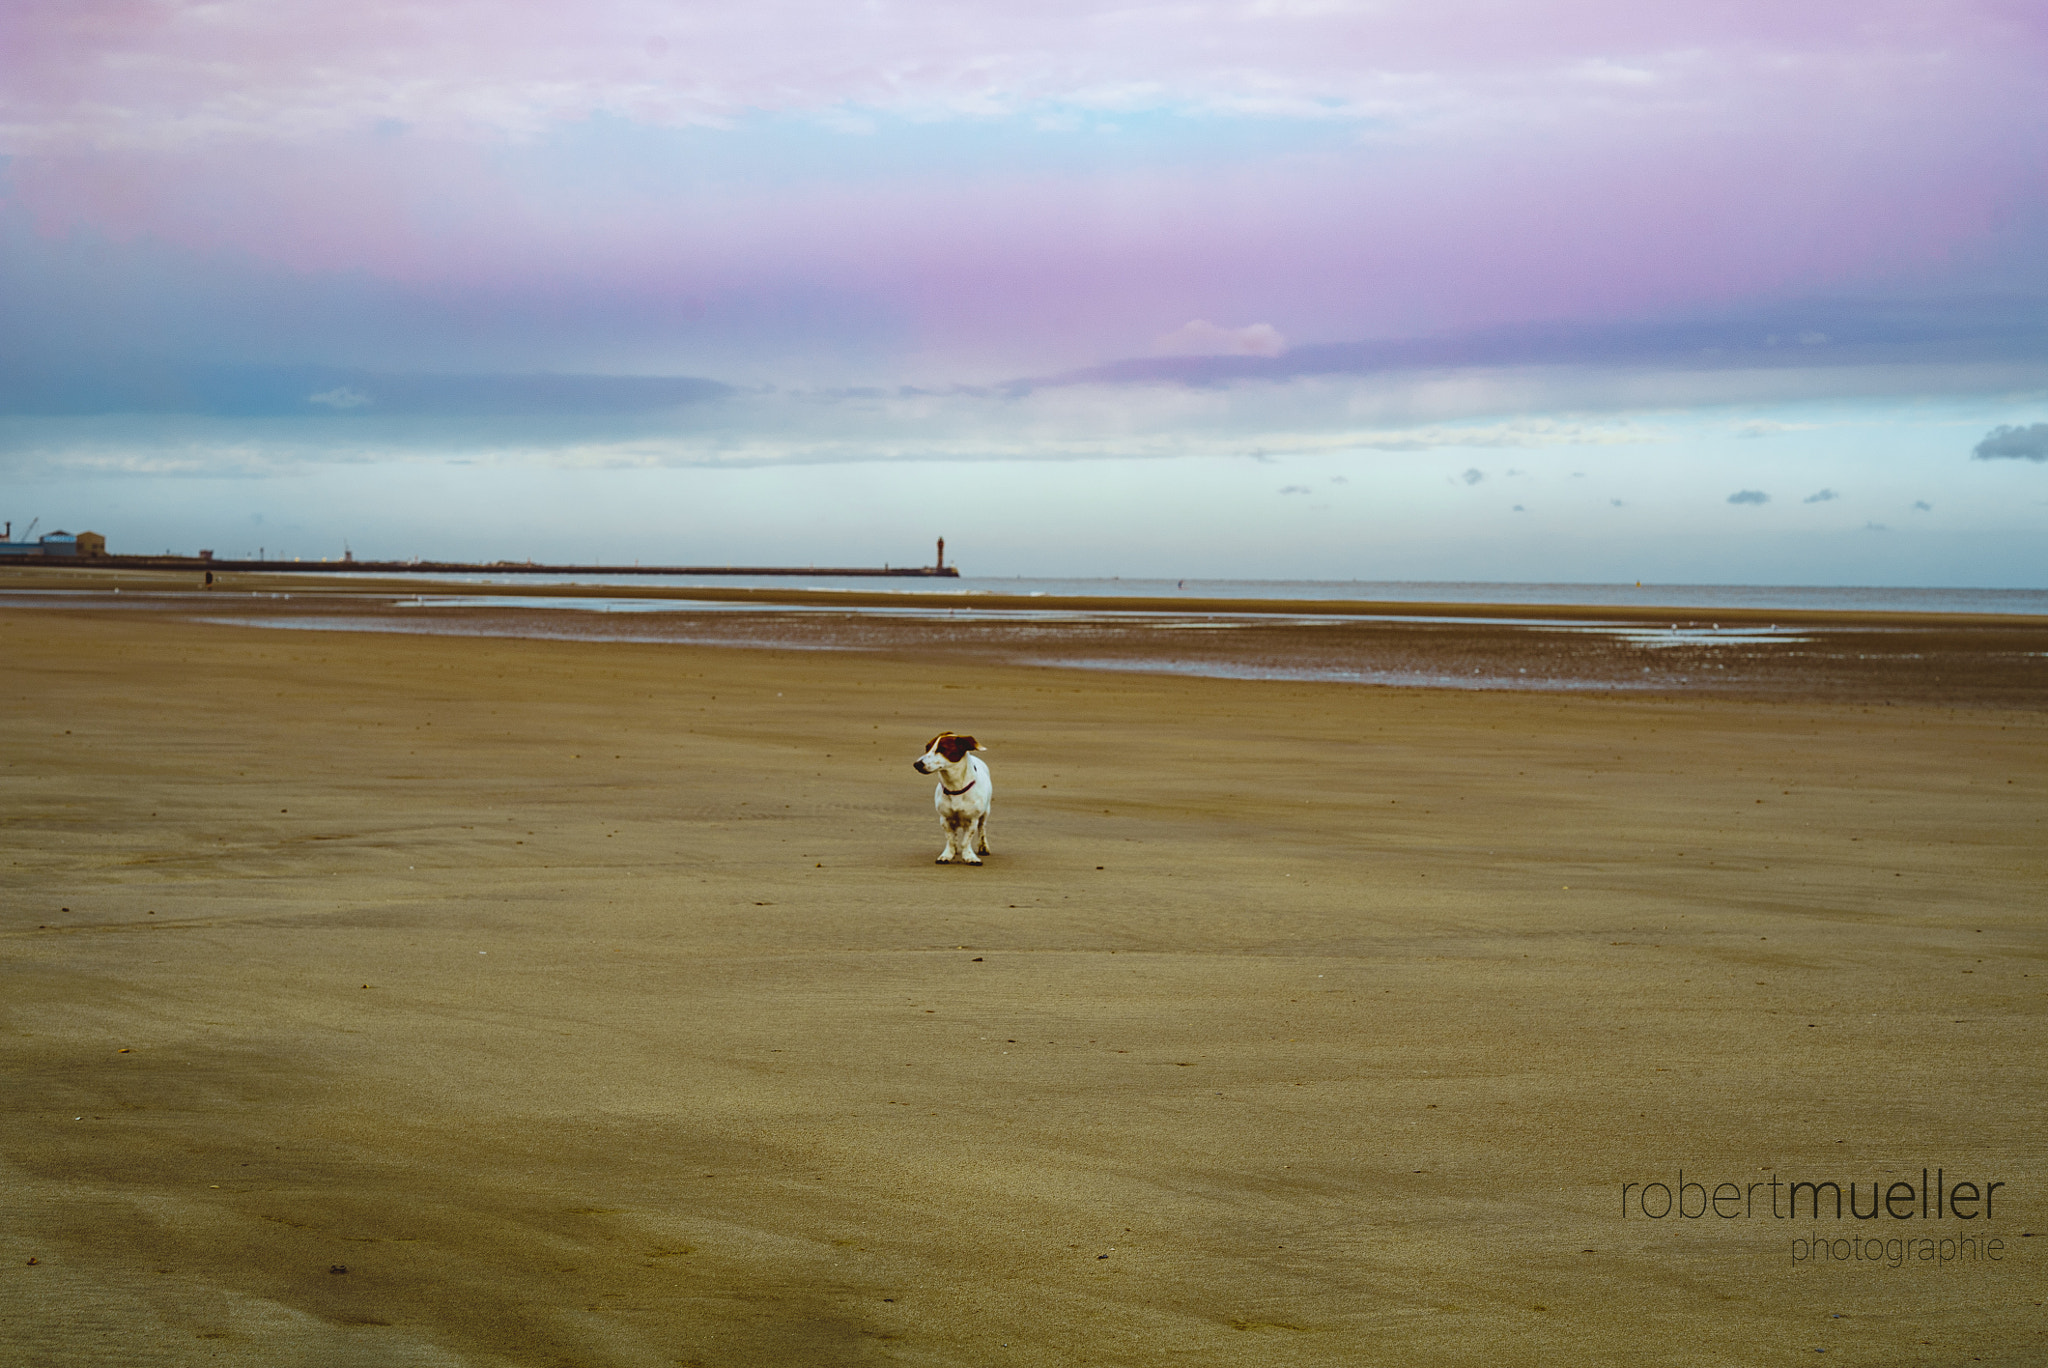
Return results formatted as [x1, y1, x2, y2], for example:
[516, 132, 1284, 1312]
[0, 530, 107, 558]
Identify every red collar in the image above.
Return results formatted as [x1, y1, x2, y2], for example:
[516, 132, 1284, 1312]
[942, 777, 977, 796]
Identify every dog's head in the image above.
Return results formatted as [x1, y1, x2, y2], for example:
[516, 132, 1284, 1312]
[913, 731, 984, 772]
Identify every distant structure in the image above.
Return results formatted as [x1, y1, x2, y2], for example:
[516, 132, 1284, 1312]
[0, 524, 956, 577]
[40, 531, 106, 557]
[0, 524, 105, 558]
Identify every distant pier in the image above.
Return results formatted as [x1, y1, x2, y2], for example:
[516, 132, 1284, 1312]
[76, 556, 960, 578]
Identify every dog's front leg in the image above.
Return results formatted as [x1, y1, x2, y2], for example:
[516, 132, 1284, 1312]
[971, 813, 990, 856]
[941, 812, 981, 865]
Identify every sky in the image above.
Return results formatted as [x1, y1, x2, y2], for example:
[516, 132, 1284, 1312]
[3, 0, 2046, 583]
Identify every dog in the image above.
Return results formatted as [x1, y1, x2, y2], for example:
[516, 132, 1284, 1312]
[912, 732, 991, 865]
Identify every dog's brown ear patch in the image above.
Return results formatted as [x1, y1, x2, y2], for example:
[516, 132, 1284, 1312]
[936, 735, 971, 761]
[925, 731, 953, 752]
[956, 735, 981, 752]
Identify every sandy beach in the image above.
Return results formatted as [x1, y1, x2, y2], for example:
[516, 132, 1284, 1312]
[3, 578, 2043, 1366]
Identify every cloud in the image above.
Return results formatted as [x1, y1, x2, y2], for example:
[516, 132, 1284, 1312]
[1277, 484, 1311, 495]
[1155, 320, 1288, 358]
[1912, 500, 1932, 511]
[1801, 488, 1838, 503]
[1461, 467, 1485, 485]
[1727, 489, 1769, 505]
[0, 362, 731, 418]
[11, 0, 2024, 156]
[1736, 419, 1823, 439]
[6, 373, 1671, 477]
[1972, 423, 2048, 462]
[308, 386, 372, 409]
[1288, 417, 1664, 454]
[0, 0, 2043, 413]
[1031, 299, 2048, 399]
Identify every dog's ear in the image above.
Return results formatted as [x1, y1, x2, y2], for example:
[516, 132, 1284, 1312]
[925, 732, 951, 752]
[958, 735, 982, 752]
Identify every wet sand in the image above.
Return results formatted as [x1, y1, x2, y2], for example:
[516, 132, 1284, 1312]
[2, 585, 2044, 1366]
[8, 563, 2048, 706]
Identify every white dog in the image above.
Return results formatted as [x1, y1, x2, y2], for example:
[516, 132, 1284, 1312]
[912, 732, 992, 865]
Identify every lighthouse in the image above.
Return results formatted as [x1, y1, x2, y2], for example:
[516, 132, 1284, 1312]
[936, 537, 945, 572]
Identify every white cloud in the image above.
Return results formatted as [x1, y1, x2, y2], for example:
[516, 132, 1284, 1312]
[1568, 59, 1657, 86]
[1734, 419, 1822, 439]
[308, 386, 373, 409]
[0, 1, 1848, 154]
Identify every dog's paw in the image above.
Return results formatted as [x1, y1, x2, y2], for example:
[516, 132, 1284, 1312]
[962, 856, 983, 866]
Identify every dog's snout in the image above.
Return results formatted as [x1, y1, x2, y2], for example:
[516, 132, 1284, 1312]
[912, 759, 929, 772]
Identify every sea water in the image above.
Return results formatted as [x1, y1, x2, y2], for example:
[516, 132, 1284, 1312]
[326, 574, 2048, 617]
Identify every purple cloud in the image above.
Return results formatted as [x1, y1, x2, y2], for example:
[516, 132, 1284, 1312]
[1156, 320, 1287, 357]
[1, 0, 2042, 388]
